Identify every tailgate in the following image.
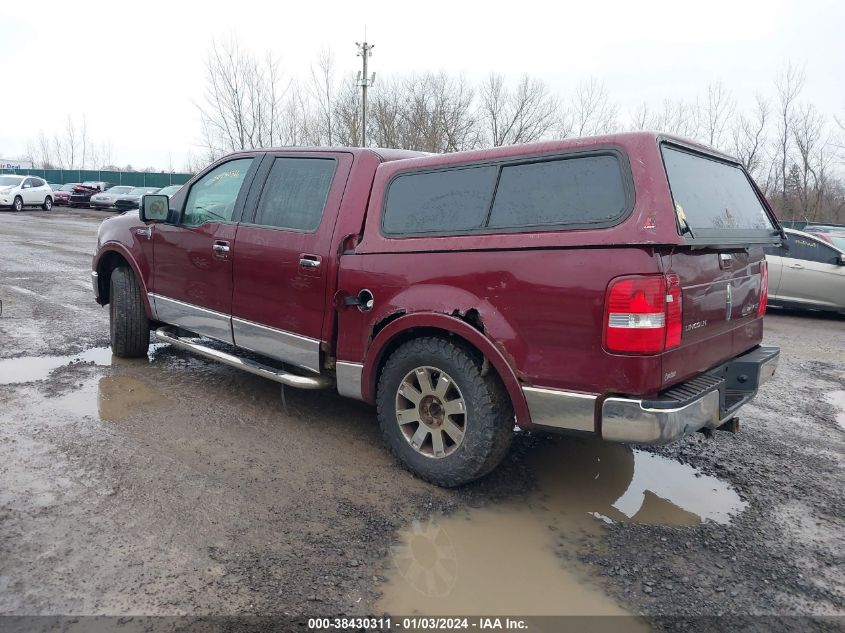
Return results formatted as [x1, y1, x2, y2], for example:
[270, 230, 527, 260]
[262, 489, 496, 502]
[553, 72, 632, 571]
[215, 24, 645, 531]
[659, 248, 766, 390]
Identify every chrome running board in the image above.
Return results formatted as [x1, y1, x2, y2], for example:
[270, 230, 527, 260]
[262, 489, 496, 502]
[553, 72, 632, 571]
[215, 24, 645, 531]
[155, 326, 333, 390]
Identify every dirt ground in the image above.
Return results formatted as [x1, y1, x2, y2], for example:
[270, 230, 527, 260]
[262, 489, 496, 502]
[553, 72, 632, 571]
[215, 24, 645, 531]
[0, 208, 843, 632]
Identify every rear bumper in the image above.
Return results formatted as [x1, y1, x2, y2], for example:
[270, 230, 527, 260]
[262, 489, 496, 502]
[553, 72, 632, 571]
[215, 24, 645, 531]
[602, 346, 779, 443]
[523, 346, 780, 444]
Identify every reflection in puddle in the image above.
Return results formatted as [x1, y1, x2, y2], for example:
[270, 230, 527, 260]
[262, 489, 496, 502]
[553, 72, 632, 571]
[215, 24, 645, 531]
[379, 439, 746, 618]
[56, 375, 162, 422]
[0, 347, 114, 384]
[0, 344, 165, 385]
[826, 391, 845, 430]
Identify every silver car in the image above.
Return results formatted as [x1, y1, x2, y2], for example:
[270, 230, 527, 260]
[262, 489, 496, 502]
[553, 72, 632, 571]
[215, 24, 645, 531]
[89, 186, 135, 210]
[765, 228, 845, 313]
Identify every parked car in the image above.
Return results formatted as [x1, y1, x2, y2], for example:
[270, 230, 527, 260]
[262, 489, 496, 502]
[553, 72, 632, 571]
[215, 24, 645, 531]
[92, 133, 781, 486]
[156, 184, 183, 198]
[89, 186, 135, 210]
[765, 228, 845, 314]
[0, 175, 54, 211]
[69, 182, 115, 208]
[52, 183, 79, 206]
[114, 187, 161, 212]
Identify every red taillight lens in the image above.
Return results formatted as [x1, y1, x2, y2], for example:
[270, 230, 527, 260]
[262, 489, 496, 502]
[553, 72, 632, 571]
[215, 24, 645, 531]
[605, 274, 682, 354]
[665, 273, 682, 348]
[758, 260, 768, 317]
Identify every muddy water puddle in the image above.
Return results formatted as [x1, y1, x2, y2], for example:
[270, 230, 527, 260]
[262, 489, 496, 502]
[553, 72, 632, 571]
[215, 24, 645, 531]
[55, 375, 164, 422]
[0, 345, 165, 385]
[378, 439, 746, 619]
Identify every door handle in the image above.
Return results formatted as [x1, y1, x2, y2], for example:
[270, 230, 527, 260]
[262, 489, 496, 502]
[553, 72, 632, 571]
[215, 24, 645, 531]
[788, 263, 804, 269]
[299, 254, 321, 270]
[212, 240, 231, 256]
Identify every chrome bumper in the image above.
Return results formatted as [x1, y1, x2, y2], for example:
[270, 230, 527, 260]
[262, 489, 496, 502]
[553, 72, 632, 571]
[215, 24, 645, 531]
[601, 347, 779, 444]
[523, 346, 779, 445]
[601, 390, 724, 443]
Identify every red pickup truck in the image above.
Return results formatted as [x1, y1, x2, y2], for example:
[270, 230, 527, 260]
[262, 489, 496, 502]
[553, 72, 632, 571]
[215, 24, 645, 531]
[92, 133, 780, 486]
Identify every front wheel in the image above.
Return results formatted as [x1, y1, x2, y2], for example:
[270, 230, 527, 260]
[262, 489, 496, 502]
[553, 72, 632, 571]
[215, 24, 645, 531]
[376, 337, 514, 487]
[42, 196, 52, 211]
[109, 266, 150, 358]
[12, 196, 23, 212]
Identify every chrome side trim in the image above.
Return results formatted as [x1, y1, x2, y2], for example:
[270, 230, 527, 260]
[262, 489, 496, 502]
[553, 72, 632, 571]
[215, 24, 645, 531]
[336, 361, 365, 401]
[155, 326, 332, 390]
[522, 386, 597, 433]
[602, 390, 721, 444]
[149, 293, 233, 345]
[231, 317, 321, 374]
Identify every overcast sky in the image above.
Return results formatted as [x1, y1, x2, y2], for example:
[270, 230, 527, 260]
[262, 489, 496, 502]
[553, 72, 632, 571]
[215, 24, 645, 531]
[1, 0, 842, 170]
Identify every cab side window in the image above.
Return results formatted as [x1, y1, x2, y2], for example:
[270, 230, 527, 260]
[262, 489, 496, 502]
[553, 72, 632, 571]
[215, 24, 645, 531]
[22, 178, 34, 188]
[182, 158, 254, 227]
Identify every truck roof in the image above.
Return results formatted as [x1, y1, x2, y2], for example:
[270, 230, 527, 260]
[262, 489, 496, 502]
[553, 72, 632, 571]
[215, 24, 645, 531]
[230, 132, 732, 166]
[228, 146, 429, 163]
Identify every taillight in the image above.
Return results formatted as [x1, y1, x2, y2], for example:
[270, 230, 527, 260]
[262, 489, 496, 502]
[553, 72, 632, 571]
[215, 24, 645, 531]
[665, 273, 682, 348]
[758, 260, 768, 317]
[605, 274, 683, 354]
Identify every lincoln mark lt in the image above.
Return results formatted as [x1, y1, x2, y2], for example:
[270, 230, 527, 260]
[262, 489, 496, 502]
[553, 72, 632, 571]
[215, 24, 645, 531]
[92, 133, 781, 486]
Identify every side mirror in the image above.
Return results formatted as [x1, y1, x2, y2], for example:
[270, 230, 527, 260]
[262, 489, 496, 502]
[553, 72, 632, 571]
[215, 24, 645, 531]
[140, 194, 170, 223]
[838, 254, 845, 266]
[22, 183, 31, 189]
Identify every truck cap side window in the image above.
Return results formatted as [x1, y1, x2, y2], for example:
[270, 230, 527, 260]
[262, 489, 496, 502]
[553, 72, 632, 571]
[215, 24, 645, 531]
[381, 152, 630, 236]
[382, 165, 497, 235]
[252, 157, 336, 232]
[182, 158, 254, 227]
[488, 155, 626, 229]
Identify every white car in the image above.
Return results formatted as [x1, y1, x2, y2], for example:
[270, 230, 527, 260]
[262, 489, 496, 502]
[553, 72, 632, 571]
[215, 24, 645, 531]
[0, 175, 54, 211]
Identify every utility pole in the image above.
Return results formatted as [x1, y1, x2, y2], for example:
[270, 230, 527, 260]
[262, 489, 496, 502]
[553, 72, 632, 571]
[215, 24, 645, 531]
[355, 37, 375, 147]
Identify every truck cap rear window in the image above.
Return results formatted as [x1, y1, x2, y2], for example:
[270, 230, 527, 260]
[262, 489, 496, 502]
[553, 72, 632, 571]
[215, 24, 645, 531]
[662, 145, 775, 239]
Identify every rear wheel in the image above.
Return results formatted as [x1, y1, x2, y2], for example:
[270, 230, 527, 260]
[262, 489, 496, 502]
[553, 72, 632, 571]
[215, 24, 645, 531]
[42, 196, 52, 211]
[376, 337, 513, 487]
[12, 196, 23, 212]
[109, 266, 150, 358]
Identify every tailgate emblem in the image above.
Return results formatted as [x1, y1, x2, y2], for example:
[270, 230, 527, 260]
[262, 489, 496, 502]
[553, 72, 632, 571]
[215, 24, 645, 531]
[726, 283, 733, 321]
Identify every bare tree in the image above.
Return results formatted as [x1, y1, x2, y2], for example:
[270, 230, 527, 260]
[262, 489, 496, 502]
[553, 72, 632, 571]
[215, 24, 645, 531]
[198, 36, 290, 157]
[730, 93, 770, 176]
[479, 73, 558, 146]
[774, 63, 806, 205]
[308, 49, 337, 146]
[699, 82, 735, 149]
[568, 78, 619, 137]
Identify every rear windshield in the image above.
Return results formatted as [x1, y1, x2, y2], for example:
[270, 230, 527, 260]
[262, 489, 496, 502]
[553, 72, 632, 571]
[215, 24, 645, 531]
[662, 145, 775, 238]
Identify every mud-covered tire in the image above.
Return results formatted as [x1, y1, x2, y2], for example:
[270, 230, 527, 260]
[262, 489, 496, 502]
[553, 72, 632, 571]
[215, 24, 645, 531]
[109, 266, 150, 358]
[376, 336, 513, 487]
[12, 196, 23, 212]
[42, 196, 52, 211]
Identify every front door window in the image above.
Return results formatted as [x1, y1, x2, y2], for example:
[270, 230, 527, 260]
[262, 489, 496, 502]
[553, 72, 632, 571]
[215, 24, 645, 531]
[182, 158, 253, 227]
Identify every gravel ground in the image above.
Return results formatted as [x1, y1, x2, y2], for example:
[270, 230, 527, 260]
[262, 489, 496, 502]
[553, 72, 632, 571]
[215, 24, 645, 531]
[0, 208, 842, 632]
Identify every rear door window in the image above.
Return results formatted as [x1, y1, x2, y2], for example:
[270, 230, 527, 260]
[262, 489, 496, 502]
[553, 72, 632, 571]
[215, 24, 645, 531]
[662, 145, 775, 239]
[788, 234, 841, 264]
[252, 158, 336, 232]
